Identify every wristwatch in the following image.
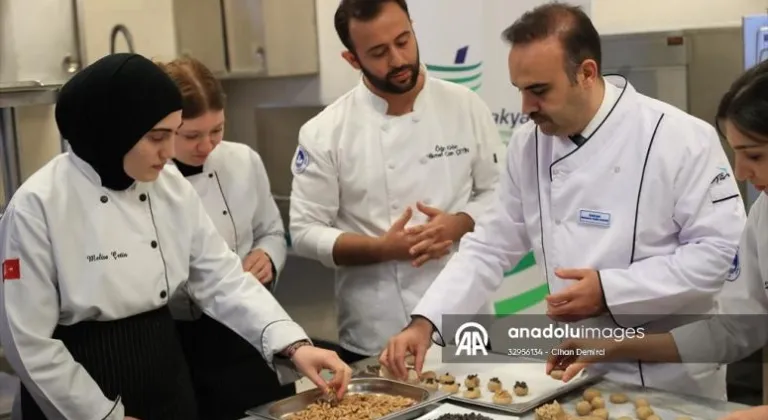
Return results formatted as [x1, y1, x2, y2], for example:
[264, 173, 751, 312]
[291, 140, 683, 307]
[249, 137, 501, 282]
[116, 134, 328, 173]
[281, 339, 313, 359]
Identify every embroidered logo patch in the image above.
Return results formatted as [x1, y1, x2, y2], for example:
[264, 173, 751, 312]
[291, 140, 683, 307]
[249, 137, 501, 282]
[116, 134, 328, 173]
[726, 251, 740, 281]
[293, 145, 310, 174]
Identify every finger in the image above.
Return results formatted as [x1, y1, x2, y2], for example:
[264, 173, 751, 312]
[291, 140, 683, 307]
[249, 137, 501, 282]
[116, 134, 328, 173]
[409, 225, 443, 244]
[251, 258, 268, 273]
[416, 201, 442, 218]
[545, 288, 577, 305]
[393, 207, 413, 230]
[427, 240, 453, 256]
[547, 300, 581, 317]
[390, 338, 409, 380]
[328, 363, 353, 399]
[555, 268, 588, 280]
[409, 238, 435, 256]
[413, 343, 427, 374]
[411, 253, 433, 268]
[405, 224, 427, 235]
[256, 268, 273, 284]
[379, 347, 389, 369]
[562, 361, 588, 382]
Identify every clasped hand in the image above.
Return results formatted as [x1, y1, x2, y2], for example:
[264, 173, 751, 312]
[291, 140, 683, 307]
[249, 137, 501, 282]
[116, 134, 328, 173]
[379, 202, 459, 267]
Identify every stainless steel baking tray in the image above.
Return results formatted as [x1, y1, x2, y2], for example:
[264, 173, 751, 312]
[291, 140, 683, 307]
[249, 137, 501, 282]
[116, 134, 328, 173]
[448, 369, 604, 414]
[246, 377, 450, 420]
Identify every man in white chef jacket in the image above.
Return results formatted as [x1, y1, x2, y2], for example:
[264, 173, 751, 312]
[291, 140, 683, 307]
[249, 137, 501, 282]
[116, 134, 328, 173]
[289, 0, 504, 363]
[380, 3, 746, 400]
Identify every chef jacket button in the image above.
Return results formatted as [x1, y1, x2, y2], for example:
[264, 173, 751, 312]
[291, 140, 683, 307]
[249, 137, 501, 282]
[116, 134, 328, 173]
[208, 173, 214, 178]
[555, 220, 561, 225]
[391, 203, 398, 210]
[151, 240, 158, 249]
[388, 164, 395, 170]
[222, 210, 228, 215]
[139, 193, 147, 202]
[614, 166, 621, 173]
[159, 290, 167, 299]
[420, 157, 427, 164]
[100, 195, 108, 203]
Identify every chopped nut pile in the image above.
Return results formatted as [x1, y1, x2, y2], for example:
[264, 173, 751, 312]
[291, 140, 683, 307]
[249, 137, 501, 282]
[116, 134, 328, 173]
[286, 393, 416, 420]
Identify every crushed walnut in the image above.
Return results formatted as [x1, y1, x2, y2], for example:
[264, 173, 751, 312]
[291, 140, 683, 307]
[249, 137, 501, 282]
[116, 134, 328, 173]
[286, 393, 416, 420]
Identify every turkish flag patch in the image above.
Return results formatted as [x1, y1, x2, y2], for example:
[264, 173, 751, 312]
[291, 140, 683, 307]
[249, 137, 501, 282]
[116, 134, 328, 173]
[2, 259, 20, 281]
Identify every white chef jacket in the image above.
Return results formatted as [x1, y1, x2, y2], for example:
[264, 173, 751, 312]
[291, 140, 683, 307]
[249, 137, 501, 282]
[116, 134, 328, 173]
[671, 192, 768, 364]
[289, 74, 505, 356]
[0, 152, 308, 420]
[412, 75, 746, 399]
[169, 140, 287, 320]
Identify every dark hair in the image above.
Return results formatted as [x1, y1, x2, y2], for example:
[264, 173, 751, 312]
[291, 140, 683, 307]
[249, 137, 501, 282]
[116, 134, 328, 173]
[155, 56, 226, 119]
[501, 2, 601, 82]
[715, 59, 768, 143]
[334, 0, 410, 52]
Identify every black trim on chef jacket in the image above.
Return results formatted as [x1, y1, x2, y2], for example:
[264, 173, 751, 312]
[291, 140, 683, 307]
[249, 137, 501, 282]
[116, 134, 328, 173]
[19, 306, 198, 420]
[536, 78, 656, 387]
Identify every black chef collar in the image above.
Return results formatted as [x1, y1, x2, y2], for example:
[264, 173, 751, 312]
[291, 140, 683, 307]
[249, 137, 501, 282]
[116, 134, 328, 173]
[55, 53, 182, 191]
[173, 159, 204, 177]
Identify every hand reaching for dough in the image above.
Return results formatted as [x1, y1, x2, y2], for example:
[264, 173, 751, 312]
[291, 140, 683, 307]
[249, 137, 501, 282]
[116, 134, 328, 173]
[546, 338, 623, 382]
[720, 406, 768, 420]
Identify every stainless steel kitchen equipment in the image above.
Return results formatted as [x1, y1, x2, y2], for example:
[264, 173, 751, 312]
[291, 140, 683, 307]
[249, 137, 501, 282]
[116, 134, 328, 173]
[246, 377, 450, 420]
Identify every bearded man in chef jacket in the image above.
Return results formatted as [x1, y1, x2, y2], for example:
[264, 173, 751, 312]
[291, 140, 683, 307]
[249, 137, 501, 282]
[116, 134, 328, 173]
[380, 2, 747, 400]
[289, 0, 505, 364]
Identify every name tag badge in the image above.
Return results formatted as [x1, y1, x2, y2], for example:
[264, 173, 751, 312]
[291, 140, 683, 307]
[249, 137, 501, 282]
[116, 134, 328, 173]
[579, 210, 611, 228]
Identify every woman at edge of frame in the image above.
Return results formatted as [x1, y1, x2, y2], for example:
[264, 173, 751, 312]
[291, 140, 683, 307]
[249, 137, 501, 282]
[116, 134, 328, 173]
[158, 56, 297, 420]
[546, 59, 768, 420]
[0, 53, 351, 420]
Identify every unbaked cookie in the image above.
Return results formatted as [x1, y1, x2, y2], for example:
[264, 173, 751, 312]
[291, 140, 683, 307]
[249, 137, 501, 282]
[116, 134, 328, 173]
[465, 374, 480, 388]
[439, 372, 455, 384]
[591, 408, 608, 420]
[549, 369, 565, 380]
[406, 369, 420, 384]
[609, 392, 628, 404]
[590, 396, 605, 409]
[635, 397, 650, 407]
[513, 381, 529, 396]
[421, 370, 437, 380]
[487, 377, 502, 392]
[422, 377, 439, 390]
[404, 354, 415, 366]
[463, 386, 481, 399]
[534, 401, 567, 420]
[636, 406, 654, 420]
[617, 417, 633, 420]
[576, 400, 592, 415]
[583, 388, 601, 401]
[441, 381, 459, 394]
[646, 416, 661, 420]
[676, 417, 693, 420]
[492, 389, 513, 405]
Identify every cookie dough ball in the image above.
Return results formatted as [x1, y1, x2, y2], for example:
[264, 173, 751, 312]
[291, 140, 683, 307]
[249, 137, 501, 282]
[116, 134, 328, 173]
[379, 365, 396, 379]
[634, 397, 650, 407]
[441, 381, 459, 394]
[617, 417, 633, 420]
[609, 393, 628, 404]
[646, 416, 661, 420]
[463, 386, 481, 399]
[636, 406, 654, 420]
[591, 408, 608, 420]
[513, 381, 529, 396]
[576, 401, 592, 415]
[492, 389, 513, 405]
[583, 388, 601, 401]
[421, 370, 437, 381]
[488, 377, 502, 392]
[422, 378, 439, 390]
[439, 372, 455, 384]
[676, 417, 693, 420]
[590, 396, 605, 409]
[534, 401, 566, 420]
[406, 369, 420, 384]
[465, 374, 480, 388]
[549, 369, 565, 380]
[404, 354, 415, 366]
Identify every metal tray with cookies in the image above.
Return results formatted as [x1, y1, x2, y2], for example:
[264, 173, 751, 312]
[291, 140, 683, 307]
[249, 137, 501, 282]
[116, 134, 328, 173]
[245, 377, 451, 420]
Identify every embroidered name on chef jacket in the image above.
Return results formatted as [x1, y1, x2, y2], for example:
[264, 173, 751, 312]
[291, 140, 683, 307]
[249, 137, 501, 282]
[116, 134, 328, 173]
[427, 144, 470, 160]
[709, 166, 739, 203]
[86, 251, 129, 263]
[578, 209, 611, 228]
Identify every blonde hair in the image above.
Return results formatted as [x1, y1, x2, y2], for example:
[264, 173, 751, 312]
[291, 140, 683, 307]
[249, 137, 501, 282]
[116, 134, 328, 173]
[155, 56, 225, 119]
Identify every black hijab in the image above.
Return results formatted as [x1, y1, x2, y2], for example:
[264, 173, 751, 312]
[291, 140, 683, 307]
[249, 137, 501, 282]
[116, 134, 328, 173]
[55, 53, 182, 191]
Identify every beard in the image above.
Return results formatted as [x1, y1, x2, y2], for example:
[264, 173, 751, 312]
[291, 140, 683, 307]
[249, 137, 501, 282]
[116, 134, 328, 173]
[358, 49, 421, 94]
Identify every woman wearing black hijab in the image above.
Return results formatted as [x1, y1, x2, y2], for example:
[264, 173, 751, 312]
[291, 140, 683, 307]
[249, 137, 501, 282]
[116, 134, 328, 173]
[0, 53, 351, 420]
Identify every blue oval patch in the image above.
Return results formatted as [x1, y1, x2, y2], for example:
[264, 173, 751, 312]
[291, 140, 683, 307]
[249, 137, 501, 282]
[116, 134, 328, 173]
[726, 251, 740, 281]
[293, 145, 310, 174]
